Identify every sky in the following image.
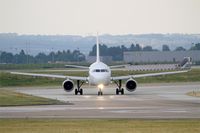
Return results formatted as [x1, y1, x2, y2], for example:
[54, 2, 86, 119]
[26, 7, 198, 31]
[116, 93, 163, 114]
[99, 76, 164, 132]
[0, 0, 200, 35]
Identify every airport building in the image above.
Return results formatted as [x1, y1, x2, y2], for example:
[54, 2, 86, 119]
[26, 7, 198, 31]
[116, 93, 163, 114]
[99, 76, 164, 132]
[124, 50, 200, 63]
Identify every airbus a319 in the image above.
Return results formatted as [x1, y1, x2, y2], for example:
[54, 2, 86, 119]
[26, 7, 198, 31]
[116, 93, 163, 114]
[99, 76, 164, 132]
[11, 35, 191, 95]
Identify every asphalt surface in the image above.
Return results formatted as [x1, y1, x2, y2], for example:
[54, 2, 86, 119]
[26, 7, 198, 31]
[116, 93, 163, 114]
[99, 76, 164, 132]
[0, 83, 200, 119]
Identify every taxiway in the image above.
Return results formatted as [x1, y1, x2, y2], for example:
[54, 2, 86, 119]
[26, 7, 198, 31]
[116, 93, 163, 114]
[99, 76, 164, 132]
[0, 83, 200, 119]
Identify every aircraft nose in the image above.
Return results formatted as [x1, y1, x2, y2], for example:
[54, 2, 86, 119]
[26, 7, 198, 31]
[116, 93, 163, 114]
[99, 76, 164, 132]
[95, 75, 109, 84]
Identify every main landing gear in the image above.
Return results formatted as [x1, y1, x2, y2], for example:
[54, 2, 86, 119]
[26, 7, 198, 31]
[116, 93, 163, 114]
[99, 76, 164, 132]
[114, 80, 124, 95]
[75, 80, 84, 95]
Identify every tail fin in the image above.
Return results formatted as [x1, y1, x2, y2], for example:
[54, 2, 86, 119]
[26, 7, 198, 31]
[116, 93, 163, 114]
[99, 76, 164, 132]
[179, 57, 192, 69]
[96, 33, 100, 62]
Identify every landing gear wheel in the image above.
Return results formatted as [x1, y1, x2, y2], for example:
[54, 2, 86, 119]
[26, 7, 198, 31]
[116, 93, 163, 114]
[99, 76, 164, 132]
[75, 89, 78, 95]
[121, 88, 124, 95]
[114, 80, 125, 95]
[80, 88, 83, 95]
[116, 88, 124, 95]
[116, 88, 119, 95]
[98, 90, 103, 96]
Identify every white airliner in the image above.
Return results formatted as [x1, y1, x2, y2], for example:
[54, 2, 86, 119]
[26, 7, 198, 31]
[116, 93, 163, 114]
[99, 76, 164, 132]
[11, 35, 191, 95]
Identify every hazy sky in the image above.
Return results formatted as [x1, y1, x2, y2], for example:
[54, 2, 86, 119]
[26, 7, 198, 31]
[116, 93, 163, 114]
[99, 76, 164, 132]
[0, 0, 200, 35]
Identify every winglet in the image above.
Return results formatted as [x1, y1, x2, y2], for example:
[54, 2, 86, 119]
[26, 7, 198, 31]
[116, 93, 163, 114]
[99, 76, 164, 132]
[180, 57, 192, 70]
[96, 33, 100, 62]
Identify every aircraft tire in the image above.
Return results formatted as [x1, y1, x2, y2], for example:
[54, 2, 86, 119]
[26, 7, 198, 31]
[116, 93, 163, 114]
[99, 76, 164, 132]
[116, 88, 119, 95]
[75, 89, 78, 95]
[80, 89, 83, 95]
[121, 88, 124, 95]
[98, 91, 103, 96]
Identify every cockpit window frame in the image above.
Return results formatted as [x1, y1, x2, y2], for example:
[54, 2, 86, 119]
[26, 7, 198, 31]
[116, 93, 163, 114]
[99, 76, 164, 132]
[93, 69, 109, 72]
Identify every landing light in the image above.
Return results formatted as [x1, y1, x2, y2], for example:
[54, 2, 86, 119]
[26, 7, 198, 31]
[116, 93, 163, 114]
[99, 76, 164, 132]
[98, 84, 104, 89]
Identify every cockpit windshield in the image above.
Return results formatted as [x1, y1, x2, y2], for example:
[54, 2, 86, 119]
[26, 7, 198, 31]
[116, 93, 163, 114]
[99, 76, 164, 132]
[93, 69, 109, 72]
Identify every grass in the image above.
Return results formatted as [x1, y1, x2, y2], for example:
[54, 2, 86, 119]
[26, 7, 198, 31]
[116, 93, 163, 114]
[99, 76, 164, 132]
[112, 69, 200, 83]
[0, 72, 63, 87]
[0, 63, 90, 70]
[0, 119, 200, 133]
[0, 68, 200, 87]
[0, 63, 66, 70]
[0, 89, 64, 106]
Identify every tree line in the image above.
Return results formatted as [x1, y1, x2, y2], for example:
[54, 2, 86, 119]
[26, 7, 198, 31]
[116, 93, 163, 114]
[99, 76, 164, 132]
[1, 43, 200, 63]
[0, 49, 85, 64]
[89, 43, 200, 61]
[89, 44, 155, 61]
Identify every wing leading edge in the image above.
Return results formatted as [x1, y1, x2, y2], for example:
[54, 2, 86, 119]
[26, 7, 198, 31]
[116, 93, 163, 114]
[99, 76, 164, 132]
[111, 70, 189, 81]
[10, 72, 88, 81]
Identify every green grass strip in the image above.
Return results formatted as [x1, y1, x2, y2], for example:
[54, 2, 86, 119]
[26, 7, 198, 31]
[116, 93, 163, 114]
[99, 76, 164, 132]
[0, 119, 200, 133]
[0, 89, 64, 106]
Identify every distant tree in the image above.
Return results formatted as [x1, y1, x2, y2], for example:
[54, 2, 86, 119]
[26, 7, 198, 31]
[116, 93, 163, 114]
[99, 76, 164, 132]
[129, 43, 136, 51]
[35, 53, 48, 63]
[135, 44, 142, 51]
[190, 43, 200, 50]
[121, 45, 128, 51]
[89, 44, 109, 56]
[18, 50, 27, 64]
[72, 50, 85, 61]
[174, 46, 186, 51]
[143, 46, 153, 51]
[89, 44, 97, 56]
[0, 51, 14, 63]
[162, 45, 170, 51]
[89, 44, 124, 61]
[0, 49, 85, 64]
[49, 52, 55, 62]
[108, 46, 123, 61]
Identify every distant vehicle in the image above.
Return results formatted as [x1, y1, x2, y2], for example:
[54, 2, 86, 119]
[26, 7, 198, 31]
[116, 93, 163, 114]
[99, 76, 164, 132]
[11, 34, 191, 95]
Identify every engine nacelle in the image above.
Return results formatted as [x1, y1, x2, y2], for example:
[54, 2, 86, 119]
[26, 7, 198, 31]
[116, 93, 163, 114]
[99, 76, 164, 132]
[62, 80, 74, 92]
[125, 79, 137, 92]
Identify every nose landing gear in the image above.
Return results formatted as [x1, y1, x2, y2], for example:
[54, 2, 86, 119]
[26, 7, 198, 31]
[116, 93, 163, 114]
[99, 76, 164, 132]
[97, 84, 104, 96]
[98, 89, 103, 95]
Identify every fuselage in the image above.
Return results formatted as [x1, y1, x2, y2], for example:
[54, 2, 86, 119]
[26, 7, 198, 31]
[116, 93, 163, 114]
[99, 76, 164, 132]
[88, 61, 111, 86]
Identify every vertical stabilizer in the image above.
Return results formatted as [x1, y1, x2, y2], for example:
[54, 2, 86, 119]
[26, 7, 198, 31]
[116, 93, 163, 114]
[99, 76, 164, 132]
[96, 33, 100, 62]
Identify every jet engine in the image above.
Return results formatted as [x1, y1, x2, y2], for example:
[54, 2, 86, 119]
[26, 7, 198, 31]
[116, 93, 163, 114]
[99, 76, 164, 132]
[62, 80, 74, 92]
[125, 79, 137, 92]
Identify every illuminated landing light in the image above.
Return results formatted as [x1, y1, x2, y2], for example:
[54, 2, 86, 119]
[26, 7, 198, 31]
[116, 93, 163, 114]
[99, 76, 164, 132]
[98, 84, 104, 89]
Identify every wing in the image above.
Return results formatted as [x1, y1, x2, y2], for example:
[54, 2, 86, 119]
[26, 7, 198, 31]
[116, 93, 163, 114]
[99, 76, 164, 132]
[10, 72, 88, 81]
[111, 70, 189, 80]
[65, 65, 89, 69]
